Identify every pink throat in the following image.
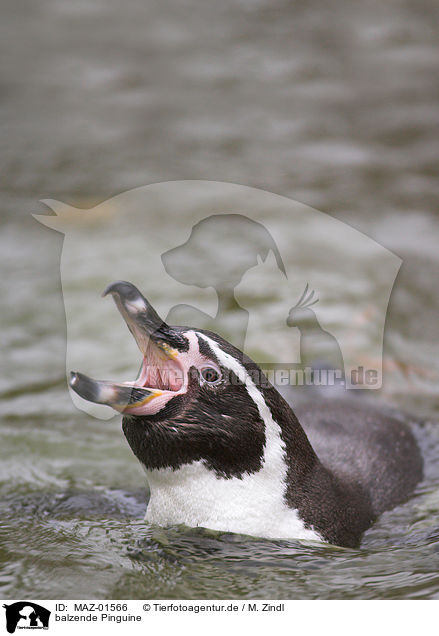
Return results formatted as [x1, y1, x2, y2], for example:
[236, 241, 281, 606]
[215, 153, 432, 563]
[136, 354, 184, 392]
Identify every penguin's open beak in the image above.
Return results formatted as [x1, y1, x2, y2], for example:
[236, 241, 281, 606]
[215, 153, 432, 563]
[69, 281, 188, 415]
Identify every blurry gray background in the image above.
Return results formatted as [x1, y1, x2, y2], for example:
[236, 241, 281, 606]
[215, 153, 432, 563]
[1, 0, 438, 397]
[2, 0, 438, 217]
[1, 0, 439, 600]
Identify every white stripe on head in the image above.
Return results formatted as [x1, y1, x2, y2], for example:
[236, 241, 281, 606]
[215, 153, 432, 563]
[196, 332, 284, 467]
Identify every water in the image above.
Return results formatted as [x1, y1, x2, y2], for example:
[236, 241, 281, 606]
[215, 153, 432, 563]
[1, 0, 439, 599]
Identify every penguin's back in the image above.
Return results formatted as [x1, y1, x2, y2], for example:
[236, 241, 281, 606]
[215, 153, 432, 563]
[294, 400, 423, 516]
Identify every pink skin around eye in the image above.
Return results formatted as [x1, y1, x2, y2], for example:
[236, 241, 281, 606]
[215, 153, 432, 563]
[122, 331, 218, 417]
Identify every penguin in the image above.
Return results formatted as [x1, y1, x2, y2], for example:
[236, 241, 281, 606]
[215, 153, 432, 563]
[70, 281, 423, 548]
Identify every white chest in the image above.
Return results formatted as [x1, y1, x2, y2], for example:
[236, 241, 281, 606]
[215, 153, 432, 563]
[144, 460, 322, 542]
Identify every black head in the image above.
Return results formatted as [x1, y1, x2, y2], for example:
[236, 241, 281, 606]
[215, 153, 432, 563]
[69, 281, 282, 478]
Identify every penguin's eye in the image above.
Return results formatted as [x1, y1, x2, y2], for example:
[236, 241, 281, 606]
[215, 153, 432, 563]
[200, 366, 222, 385]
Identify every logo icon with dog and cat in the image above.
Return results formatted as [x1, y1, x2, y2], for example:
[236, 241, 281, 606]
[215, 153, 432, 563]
[3, 602, 51, 633]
